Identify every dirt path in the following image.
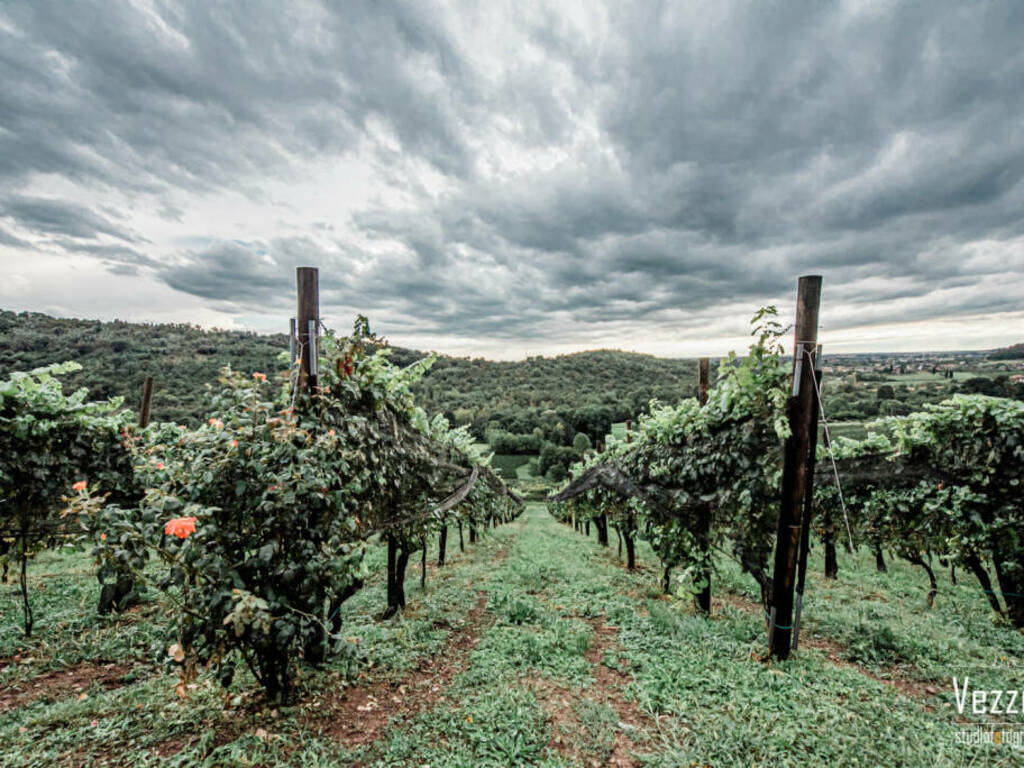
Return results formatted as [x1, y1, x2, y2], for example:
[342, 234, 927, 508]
[301, 542, 512, 750]
[0, 661, 136, 714]
[306, 589, 493, 747]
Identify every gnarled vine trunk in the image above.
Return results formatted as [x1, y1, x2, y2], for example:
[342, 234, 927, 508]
[694, 504, 712, 615]
[438, 525, 448, 567]
[595, 514, 609, 547]
[905, 553, 937, 607]
[822, 504, 838, 579]
[304, 577, 364, 665]
[874, 541, 887, 573]
[992, 548, 1024, 629]
[420, 536, 427, 589]
[964, 553, 1003, 616]
[623, 531, 636, 571]
[98, 574, 141, 615]
[384, 533, 410, 619]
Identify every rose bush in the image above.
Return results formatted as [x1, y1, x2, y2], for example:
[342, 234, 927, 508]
[69, 319, 516, 700]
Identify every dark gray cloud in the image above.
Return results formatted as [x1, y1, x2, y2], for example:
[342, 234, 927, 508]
[0, 195, 142, 242]
[1, 1, 1023, 351]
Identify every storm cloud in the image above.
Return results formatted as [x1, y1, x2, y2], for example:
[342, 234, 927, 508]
[1, 1, 1022, 356]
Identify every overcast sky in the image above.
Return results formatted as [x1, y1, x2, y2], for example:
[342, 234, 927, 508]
[1, 1, 1023, 359]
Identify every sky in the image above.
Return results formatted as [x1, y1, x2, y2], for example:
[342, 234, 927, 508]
[1, 0, 1023, 360]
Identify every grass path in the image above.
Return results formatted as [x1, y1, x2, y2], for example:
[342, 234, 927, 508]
[2, 505, 1023, 765]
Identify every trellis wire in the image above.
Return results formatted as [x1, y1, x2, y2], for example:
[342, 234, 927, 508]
[803, 344, 856, 553]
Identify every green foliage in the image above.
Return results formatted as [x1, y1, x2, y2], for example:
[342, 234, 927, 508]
[486, 429, 541, 454]
[555, 308, 791, 605]
[821, 395, 1024, 626]
[0, 311, 700, 449]
[571, 432, 592, 453]
[0, 362, 136, 632]
[66, 321, 513, 700]
[0, 311, 285, 427]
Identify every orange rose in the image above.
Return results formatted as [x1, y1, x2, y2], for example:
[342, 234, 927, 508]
[164, 517, 198, 539]
[72, 480, 88, 492]
[253, 372, 267, 382]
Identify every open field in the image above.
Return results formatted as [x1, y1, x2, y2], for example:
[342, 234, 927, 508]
[2, 505, 1022, 766]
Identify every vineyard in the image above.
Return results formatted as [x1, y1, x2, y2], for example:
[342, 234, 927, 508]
[1, 270, 1023, 766]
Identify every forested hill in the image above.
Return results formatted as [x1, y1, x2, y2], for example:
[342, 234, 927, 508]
[0, 310, 696, 440]
[990, 342, 1024, 360]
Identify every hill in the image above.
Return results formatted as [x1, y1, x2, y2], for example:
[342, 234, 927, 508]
[989, 341, 1024, 360]
[0, 310, 697, 444]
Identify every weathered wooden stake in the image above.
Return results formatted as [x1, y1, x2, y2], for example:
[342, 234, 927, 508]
[698, 357, 709, 404]
[769, 275, 822, 660]
[793, 344, 823, 650]
[138, 376, 154, 428]
[296, 267, 319, 397]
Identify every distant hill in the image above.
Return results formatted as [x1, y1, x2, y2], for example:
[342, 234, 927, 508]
[0, 310, 697, 442]
[0, 310, 287, 427]
[989, 342, 1024, 360]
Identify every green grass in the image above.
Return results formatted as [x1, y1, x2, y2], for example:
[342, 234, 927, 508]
[3, 507, 1023, 766]
[821, 421, 869, 441]
[490, 453, 531, 482]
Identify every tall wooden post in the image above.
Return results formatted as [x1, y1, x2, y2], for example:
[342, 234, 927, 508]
[792, 344, 822, 650]
[694, 357, 712, 615]
[296, 267, 319, 397]
[769, 275, 822, 660]
[138, 376, 154, 428]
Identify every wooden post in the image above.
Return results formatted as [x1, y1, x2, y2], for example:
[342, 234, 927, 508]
[138, 376, 154, 428]
[769, 275, 822, 660]
[694, 357, 712, 615]
[792, 344, 823, 650]
[698, 357, 710, 404]
[296, 267, 319, 397]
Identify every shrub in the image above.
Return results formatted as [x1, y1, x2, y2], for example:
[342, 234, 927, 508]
[70, 321, 509, 701]
[0, 362, 136, 634]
